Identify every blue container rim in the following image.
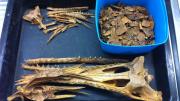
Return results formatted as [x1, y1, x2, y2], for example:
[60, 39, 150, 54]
[95, 0, 169, 48]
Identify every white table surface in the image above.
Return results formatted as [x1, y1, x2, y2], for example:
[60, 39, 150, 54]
[0, 2, 7, 39]
[171, 0, 180, 63]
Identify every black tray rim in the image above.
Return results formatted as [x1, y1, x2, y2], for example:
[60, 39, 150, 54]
[0, 0, 179, 101]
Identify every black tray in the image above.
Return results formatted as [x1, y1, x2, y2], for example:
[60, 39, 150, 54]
[0, 0, 179, 101]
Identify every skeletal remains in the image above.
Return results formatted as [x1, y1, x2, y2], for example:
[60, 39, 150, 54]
[23, 6, 93, 43]
[8, 56, 162, 101]
[100, 4, 154, 46]
[23, 6, 47, 30]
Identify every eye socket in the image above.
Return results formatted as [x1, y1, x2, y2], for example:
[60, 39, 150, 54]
[104, 79, 130, 87]
[116, 79, 130, 87]
[103, 66, 129, 73]
[114, 67, 129, 73]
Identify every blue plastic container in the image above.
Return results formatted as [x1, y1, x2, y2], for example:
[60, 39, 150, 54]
[95, 0, 168, 54]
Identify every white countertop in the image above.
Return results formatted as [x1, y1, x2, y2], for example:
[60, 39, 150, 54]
[0, 2, 7, 38]
[171, 0, 180, 63]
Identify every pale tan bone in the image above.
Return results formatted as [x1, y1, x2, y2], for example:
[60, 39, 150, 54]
[76, 19, 91, 29]
[38, 21, 57, 29]
[45, 6, 93, 43]
[23, 6, 93, 43]
[47, 6, 92, 23]
[14, 56, 162, 101]
[25, 57, 128, 65]
[47, 24, 77, 43]
[43, 24, 64, 34]
[54, 57, 161, 101]
[8, 85, 84, 101]
[48, 11, 94, 17]
[47, 6, 89, 11]
[23, 6, 46, 30]
[54, 17, 77, 24]
[48, 13, 89, 22]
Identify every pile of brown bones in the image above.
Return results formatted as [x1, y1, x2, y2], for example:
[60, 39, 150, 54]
[100, 4, 155, 46]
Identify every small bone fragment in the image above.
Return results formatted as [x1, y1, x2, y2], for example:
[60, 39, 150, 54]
[43, 25, 63, 34]
[23, 6, 46, 29]
[47, 24, 77, 43]
[39, 21, 56, 29]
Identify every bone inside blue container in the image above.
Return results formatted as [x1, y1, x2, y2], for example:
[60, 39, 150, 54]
[95, 0, 168, 54]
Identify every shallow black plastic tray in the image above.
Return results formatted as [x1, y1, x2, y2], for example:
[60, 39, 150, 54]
[0, 0, 179, 101]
